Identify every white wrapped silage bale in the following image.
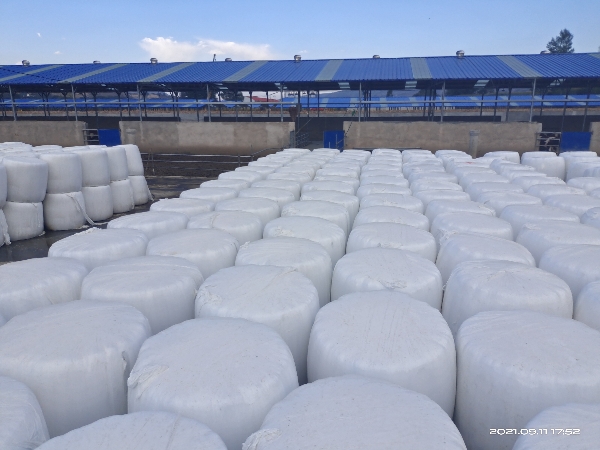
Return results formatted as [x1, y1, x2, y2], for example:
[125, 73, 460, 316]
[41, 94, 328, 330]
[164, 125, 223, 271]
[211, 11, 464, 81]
[539, 245, 600, 298]
[575, 281, 600, 331]
[443, 260, 573, 336]
[0, 162, 6, 209]
[121, 144, 144, 176]
[527, 183, 586, 201]
[49, 228, 148, 270]
[522, 153, 566, 179]
[477, 191, 543, 215]
[196, 265, 319, 384]
[356, 183, 411, 199]
[584, 166, 600, 177]
[104, 255, 204, 287]
[300, 190, 359, 224]
[128, 318, 298, 450]
[331, 248, 443, 307]
[490, 159, 518, 174]
[249, 160, 283, 169]
[275, 165, 316, 179]
[235, 165, 275, 177]
[218, 170, 263, 183]
[352, 205, 429, 231]
[362, 164, 403, 173]
[238, 187, 295, 210]
[103, 146, 129, 182]
[107, 211, 188, 239]
[511, 174, 563, 191]
[264, 216, 346, 265]
[2, 201, 44, 241]
[568, 176, 600, 193]
[38, 152, 83, 194]
[500, 204, 580, 239]
[466, 181, 524, 200]
[201, 178, 250, 192]
[544, 194, 600, 218]
[146, 229, 238, 279]
[313, 175, 360, 191]
[0, 257, 88, 322]
[110, 178, 134, 213]
[129, 175, 151, 205]
[430, 212, 513, 250]
[360, 192, 423, 213]
[37, 411, 226, 450]
[188, 211, 263, 244]
[251, 180, 301, 200]
[180, 187, 237, 203]
[0, 376, 49, 449]
[81, 185, 113, 221]
[150, 198, 214, 218]
[372, 148, 400, 156]
[483, 150, 521, 163]
[346, 222, 437, 262]
[517, 222, 600, 264]
[567, 160, 600, 181]
[413, 189, 471, 208]
[360, 176, 409, 188]
[458, 172, 509, 189]
[215, 197, 279, 227]
[499, 165, 536, 179]
[301, 180, 355, 195]
[316, 167, 358, 178]
[436, 232, 535, 283]
[408, 171, 458, 184]
[452, 165, 495, 180]
[403, 165, 445, 179]
[0, 210, 9, 247]
[81, 263, 199, 334]
[281, 200, 350, 235]
[244, 375, 466, 450]
[235, 237, 332, 305]
[307, 292, 456, 415]
[43, 191, 91, 231]
[0, 301, 151, 438]
[592, 188, 600, 199]
[581, 207, 600, 229]
[513, 403, 600, 450]
[425, 199, 495, 223]
[2, 156, 48, 203]
[266, 171, 312, 185]
[454, 310, 600, 450]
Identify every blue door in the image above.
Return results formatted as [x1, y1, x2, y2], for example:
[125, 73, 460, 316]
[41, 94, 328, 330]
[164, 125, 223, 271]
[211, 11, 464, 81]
[98, 129, 122, 146]
[560, 132, 592, 152]
[323, 131, 344, 150]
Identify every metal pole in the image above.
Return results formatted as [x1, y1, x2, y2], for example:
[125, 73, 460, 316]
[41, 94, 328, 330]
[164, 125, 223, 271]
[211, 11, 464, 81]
[71, 84, 78, 121]
[317, 90, 320, 118]
[267, 91, 269, 118]
[358, 82, 362, 123]
[440, 82, 445, 123]
[529, 79, 537, 122]
[196, 97, 200, 122]
[207, 85, 212, 122]
[560, 87, 570, 133]
[250, 90, 253, 122]
[505, 87, 512, 120]
[8, 85, 17, 121]
[479, 90, 485, 117]
[582, 83, 591, 132]
[280, 85, 283, 122]
[493, 87, 499, 120]
[137, 84, 142, 121]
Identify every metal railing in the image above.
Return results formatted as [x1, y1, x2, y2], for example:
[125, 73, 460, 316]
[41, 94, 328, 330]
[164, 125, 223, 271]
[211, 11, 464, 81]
[82, 129, 99, 145]
[535, 132, 561, 153]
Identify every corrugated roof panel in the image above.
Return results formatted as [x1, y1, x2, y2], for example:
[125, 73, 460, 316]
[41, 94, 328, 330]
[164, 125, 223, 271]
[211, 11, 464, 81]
[315, 60, 344, 82]
[61, 63, 128, 83]
[0, 65, 63, 83]
[154, 61, 252, 83]
[496, 56, 541, 78]
[239, 60, 329, 83]
[514, 53, 600, 78]
[80, 63, 182, 84]
[427, 56, 522, 79]
[410, 58, 432, 79]
[332, 58, 413, 81]
[225, 60, 269, 82]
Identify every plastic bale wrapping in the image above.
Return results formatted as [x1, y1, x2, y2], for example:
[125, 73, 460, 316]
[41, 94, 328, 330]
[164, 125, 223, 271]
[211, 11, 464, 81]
[38, 152, 83, 194]
[356, 183, 411, 199]
[544, 194, 600, 218]
[218, 170, 263, 183]
[150, 198, 214, 218]
[235, 237, 333, 306]
[436, 232, 536, 283]
[188, 211, 263, 244]
[243, 375, 466, 450]
[201, 179, 250, 192]
[128, 318, 298, 450]
[237, 166, 276, 177]
[410, 180, 463, 195]
[121, 144, 145, 176]
[2, 156, 49, 203]
[521, 153, 566, 179]
[430, 212, 513, 250]
[43, 191, 91, 231]
[81, 186, 113, 221]
[500, 204, 580, 239]
[281, 200, 350, 235]
[484, 150, 521, 163]
[0, 162, 6, 209]
[413, 189, 471, 208]
[539, 245, 600, 298]
[352, 205, 429, 231]
[215, 197, 279, 228]
[81, 264, 199, 334]
[37, 411, 226, 450]
[331, 248, 443, 308]
[238, 187, 296, 210]
[567, 160, 600, 181]
[0, 301, 151, 438]
[313, 175, 360, 192]
[251, 180, 301, 200]
[103, 146, 129, 182]
[301, 180, 356, 196]
[3, 201, 44, 241]
[408, 171, 458, 184]
[455, 310, 600, 450]
[360, 176, 409, 188]
[299, 191, 359, 225]
[443, 260, 573, 336]
[307, 292, 456, 415]
[511, 175, 561, 191]
[0, 210, 10, 247]
[575, 281, 600, 332]
[476, 191, 542, 215]
[129, 175, 151, 205]
[527, 183, 586, 201]
[110, 179, 134, 214]
[581, 207, 600, 229]
[180, 187, 237, 203]
[360, 193, 424, 214]
[466, 181, 524, 201]
[568, 176, 600, 193]
[425, 200, 495, 224]
[108, 211, 188, 239]
[0, 376, 49, 449]
[458, 173, 509, 190]
[196, 265, 319, 384]
[266, 172, 312, 185]
[49, 228, 149, 270]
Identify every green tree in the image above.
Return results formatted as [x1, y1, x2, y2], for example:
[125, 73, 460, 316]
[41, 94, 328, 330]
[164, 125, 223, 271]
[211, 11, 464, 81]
[547, 29, 575, 53]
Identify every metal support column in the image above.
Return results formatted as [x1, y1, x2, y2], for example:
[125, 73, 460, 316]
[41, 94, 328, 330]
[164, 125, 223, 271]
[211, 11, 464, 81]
[207, 85, 212, 122]
[505, 87, 512, 120]
[493, 87, 499, 120]
[250, 90, 253, 122]
[560, 87, 570, 132]
[358, 83, 362, 122]
[137, 84, 143, 121]
[9, 85, 17, 121]
[582, 83, 591, 132]
[479, 90, 485, 117]
[529, 79, 537, 122]
[317, 90, 320, 118]
[440, 82, 445, 123]
[280, 85, 283, 122]
[266, 91, 269, 118]
[71, 84, 78, 121]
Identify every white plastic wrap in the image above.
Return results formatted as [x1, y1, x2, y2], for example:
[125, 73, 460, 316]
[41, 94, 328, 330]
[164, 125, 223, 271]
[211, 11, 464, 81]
[275, 166, 315, 178]
[567, 176, 600, 193]
[0, 301, 151, 438]
[408, 171, 458, 184]
[511, 174, 563, 191]
[81, 263, 198, 334]
[238, 187, 295, 209]
[356, 183, 411, 199]
[110, 179, 134, 213]
[0, 376, 49, 449]
[81, 185, 113, 221]
[443, 260, 573, 336]
[122, 144, 145, 176]
[539, 244, 600, 298]
[458, 172, 509, 189]
[581, 207, 600, 229]
[2, 156, 48, 203]
[316, 167, 359, 178]
[517, 222, 600, 264]
[201, 179, 250, 192]
[103, 146, 129, 182]
[477, 191, 542, 215]
[360, 193, 424, 213]
[567, 160, 600, 180]
[150, 198, 214, 218]
[300, 190, 359, 224]
[180, 187, 237, 203]
[410, 180, 463, 195]
[243, 375, 466, 450]
[128, 318, 298, 450]
[218, 170, 263, 183]
[425, 199, 495, 223]
[575, 281, 600, 332]
[196, 265, 319, 384]
[266, 171, 312, 185]
[188, 211, 262, 244]
[527, 183, 586, 201]
[360, 176, 409, 188]
[466, 181, 524, 200]
[331, 248, 443, 308]
[0, 163, 6, 208]
[313, 175, 360, 191]
[484, 150, 521, 163]
[38, 152, 83, 194]
[0, 210, 9, 247]
[431, 212, 513, 249]
[436, 232, 535, 283]
[251, 180, 301, 200]
[129, 175, 151, 205]
[413, 189, 471, 208]
[49, 228, 149, 270]
[301, 180, 355, 195]
[37, 411, 226, 450]
[544, 193, 600, 218]
[346, 222, 437, 262]
[500, 204, 580, 239]
[43, 192, 89, 231]
[235, 237, 333, 305]
[281, 200, 350, 235]
[307, 292, 455, 415]
[3, 201, 44, 241]
[521, 153, 566, 179]
[215, 197, 279, 227]
[454, 310, 600, 450]
[352, 205, 429, 231]
[104, 255, 204, 287]
[108, 211, 188, 239]
[146, 229, 239, 278]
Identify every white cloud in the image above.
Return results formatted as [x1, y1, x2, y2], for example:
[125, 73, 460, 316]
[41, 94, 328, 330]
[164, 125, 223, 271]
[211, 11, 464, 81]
[54, 51, 61, 55]
[37, 32, 41, 38]
[139, 37, 276, 62]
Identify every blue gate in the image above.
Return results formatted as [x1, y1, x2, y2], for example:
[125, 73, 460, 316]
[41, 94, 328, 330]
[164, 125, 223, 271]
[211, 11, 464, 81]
[98, 129, 122, 146]
[560, 132, 592, 152]
[323, 130, 344, 150]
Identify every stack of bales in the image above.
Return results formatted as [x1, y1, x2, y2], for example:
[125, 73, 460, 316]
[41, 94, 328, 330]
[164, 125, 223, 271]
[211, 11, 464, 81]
[105, 146, 135, 214]
[71, 147, 114, 222]
[122, 144, 151, 205]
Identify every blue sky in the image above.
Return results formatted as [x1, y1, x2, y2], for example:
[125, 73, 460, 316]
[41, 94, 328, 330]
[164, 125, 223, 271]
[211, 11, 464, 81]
[1, 0, 599, 65]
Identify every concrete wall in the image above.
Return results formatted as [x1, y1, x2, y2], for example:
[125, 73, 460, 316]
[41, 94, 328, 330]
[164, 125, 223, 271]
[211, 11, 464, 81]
[0, 121, 87, 146]
[120, 121, 295, 155]
[344, 121, 542, 155]
[590, 122, 600, 155]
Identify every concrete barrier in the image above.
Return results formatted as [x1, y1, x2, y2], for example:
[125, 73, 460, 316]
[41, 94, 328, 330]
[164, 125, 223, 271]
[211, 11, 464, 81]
[343, 121, 542, 155]
[0, 121, 87, 147]
[120, 121, 295, 155]
[590, 122, 600, 155]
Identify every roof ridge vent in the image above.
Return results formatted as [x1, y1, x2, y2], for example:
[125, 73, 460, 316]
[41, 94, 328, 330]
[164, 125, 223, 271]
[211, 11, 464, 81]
[456, 50, 465, 59]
